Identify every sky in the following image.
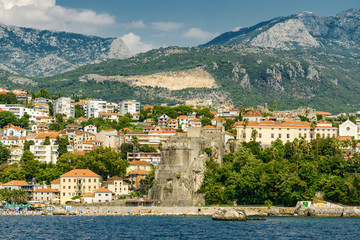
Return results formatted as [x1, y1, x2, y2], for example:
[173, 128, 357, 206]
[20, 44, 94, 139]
[0, 0, 359, 54]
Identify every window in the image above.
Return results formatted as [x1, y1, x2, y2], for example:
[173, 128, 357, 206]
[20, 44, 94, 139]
[68, 179, 70, 182]
[63, 186, 65, 189]
[63, 179, 65, 182]
[310, 133, 313, 138]
[287, 134, 290, 138]
[271, 134, 274, 138]
[259, 133, 262, 138]
[63, 193, 65, 196]
[94, 179, 96, 182]
[89, 179, 91, 183]
[105, 194, 108, 196]
[99, 194, 101, 196]
[68, 186, 71, 189]
[299, 133, 301, 138]
[278, 134, 281, 138]
[322, 134, 325, 138]
[304, 133, 307, 138]
[243, 133, 246, 138]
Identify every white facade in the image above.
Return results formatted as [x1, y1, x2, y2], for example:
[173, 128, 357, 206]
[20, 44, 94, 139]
[339, 120, 358, 140]
[0, 104, 25, 118]
[85, 100, 107, 118]
[24, 108, 48, 122]
[30, 144, 73, 164]
[84, 125, 97, 134]
[158, 114, 169, 126]
[2, 125, 26, 138]
[54, 97, 75, 118]
[119, 100, 140, 116]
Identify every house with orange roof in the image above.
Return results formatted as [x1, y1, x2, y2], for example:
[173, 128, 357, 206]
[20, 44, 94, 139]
[0, 135, 18, 146]
[75, 116, 88, 124]
[33, 189, 60, 203]
[0, 180, 28, 190]
[243, 111, 263, 122]
[126, 160, 153, 174]
[31, 124, 49, 133]
[103, 176, 129, 196]
[60, 169, 102, 204]
[83, 187, 113, 203]
[35, 116, 55, 125]
[51, 178, 60, 190]
[127, 152, 161, 165]
[127, 170, 150, 190]
[236, 119, 338, 146]
[2, 124, 26, 138]
[99, 112, 121, 121]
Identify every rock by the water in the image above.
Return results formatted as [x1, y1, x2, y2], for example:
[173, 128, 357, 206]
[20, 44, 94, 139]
[342, 207, 360, 217]
[267, 206, 280, 216]
[294, 203, 309, 216]
[212, 208, 247, 221]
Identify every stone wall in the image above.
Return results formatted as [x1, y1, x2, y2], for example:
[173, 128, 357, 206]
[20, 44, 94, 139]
[149, 126, 225, 206]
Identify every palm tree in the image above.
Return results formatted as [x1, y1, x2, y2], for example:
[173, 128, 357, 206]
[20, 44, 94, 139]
[273, 101, 278, 112]
[311, 121, 317, 139]
[131, 136, 139, 152]
[251, 129, 258, 142]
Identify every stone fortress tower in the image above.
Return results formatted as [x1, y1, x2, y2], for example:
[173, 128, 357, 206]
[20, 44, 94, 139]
[149, 121, 226, 206]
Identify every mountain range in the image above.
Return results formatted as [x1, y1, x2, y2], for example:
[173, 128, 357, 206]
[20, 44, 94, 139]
[0, 24, 132, 77]
[1, 9, 360, 112]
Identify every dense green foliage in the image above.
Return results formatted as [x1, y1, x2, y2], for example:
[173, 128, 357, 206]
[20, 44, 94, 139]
[200, 138, 360, 206]
[0, 147, 129, 184]
[0, 189, 27, 204]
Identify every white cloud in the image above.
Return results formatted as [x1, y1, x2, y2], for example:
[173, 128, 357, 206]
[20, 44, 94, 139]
[0, 0, 115, 34]
[152, 21, 183, 32]
[123, 20, 145, 29]
[121, 32, 154, 55]
[182, 28, 217, 41]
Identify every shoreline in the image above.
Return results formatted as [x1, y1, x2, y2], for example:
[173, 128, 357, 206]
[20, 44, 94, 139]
[2, 205, 360, 217]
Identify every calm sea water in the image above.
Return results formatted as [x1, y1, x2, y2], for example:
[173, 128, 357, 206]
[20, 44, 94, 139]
[1, 216, 360, 239]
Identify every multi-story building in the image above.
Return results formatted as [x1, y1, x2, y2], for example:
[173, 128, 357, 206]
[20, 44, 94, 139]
[0, 104, 25, 118]
[34, 103, 50, 116]
[104, 176, 129, 196]
[167, 119, 178, 130]
[8, 146, 23, 165]
[84, 100, 107, 118]
[235, 119, 338, 146]
[2, 125, 26, 138]
[99, 112, 121, 121]
[119, 100, 140, 116]
[59, 169, 101, 204]
[158, 114, 169, 126]
[54, 97, 75, 118]
[127, 170, 149, 190]
[126, 160, 153, 173]
[127, 152, 161, 165]
[33, 189, 60, 203]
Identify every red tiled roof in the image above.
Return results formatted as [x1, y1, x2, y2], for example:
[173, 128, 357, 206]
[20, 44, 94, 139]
[3, 180, 27, 186]
[129, 160, 151, 165]
[51, 178, 60, 184]
[34, 189, 59, 193]
[83, 193, 95, 197]
[35, 132, 59, 139]
[95, 187, 113, 193]
[60, 169, 100, 178]
[127, 170, 150, 175]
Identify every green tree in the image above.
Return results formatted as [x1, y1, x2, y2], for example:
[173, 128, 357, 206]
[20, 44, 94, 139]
[20, 150, 39, 181]
[0, 111, 17, 128]
[55, 136, 69, 157]
[201, 117, 212, 127]
[0, 143, 10, 165]
[43, 136, 51, 145]
[23, 140, 35, 151]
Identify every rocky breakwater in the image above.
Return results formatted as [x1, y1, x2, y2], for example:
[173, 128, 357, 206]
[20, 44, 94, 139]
[212, 208, 247, 221]
[294, 202, 360, 217]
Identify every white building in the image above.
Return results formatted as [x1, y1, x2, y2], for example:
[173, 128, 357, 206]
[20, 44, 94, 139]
[119, 100, 140, 116]
[33, 189, 60, 203]
[0, 104, 25, 118]
[54, 97, 75, 118]
[84, 125, 97, 134]
[339, 120, 358, 140]
[2, 125, 26, 138]
[105, 176, 129, 196]
[158, 114, 169, 126]
[85, 100, 107, 118]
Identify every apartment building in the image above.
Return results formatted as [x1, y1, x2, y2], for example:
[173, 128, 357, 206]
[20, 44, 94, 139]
[119, 100, 140, 116]
[235, 119, 338, 146]
[54, 97, 75, 118]
[84, 100, 107, 118]
[34, 103, 50, 116]
[59, 169, 101, 204]
[104, 176, 129, 196]
[127, 152, 161, 165]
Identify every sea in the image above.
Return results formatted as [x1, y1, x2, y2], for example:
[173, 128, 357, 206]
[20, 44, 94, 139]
[1, 216, 359, 239]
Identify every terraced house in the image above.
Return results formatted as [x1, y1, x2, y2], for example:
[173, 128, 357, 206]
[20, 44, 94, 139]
[235, 118, 338, 146]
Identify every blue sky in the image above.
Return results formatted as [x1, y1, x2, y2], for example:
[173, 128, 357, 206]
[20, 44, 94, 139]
[0, 0, 359, 54]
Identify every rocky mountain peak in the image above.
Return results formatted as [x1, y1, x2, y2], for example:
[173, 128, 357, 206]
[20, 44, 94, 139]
[0, 23, 132, 77]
